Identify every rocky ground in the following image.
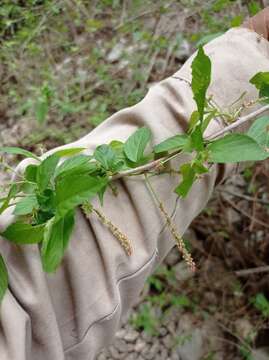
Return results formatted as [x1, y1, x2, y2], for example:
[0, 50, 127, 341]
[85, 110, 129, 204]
[1, 1, 269, 359]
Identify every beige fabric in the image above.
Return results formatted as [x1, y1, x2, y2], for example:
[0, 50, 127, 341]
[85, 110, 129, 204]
[0, 28, 269, 360]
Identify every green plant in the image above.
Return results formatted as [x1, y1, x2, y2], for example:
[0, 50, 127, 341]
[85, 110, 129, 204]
[251, 293, 269, 318]
[130, 303, 159, 335]
[0, 46, 269, 304]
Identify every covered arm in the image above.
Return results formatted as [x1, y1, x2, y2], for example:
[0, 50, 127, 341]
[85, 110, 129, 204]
[0, 25, 269, 360]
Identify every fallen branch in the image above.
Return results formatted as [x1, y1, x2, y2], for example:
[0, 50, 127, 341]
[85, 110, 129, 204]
[235, 265, 269, 277]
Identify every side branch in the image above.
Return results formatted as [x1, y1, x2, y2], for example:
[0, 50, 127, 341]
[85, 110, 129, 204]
[206, 104, 269, 140]
[112, 104, 269, 181]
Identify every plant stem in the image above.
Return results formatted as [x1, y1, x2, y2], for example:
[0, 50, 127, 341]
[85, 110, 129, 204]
[111, 104, 269, 181]
[206, 104, 269, 140]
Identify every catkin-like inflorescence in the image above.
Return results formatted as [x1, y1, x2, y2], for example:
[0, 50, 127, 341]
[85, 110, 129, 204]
[92, 208, 133, 256]
[159, 203, 196, 272]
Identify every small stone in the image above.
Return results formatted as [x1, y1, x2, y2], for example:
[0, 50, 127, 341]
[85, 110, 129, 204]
[108, 346, 122, 359]
[176, 329, 202, 360]
[162, 335, 174, 348]
[107, 42, 125, 62]
[159, 327, 168, 337]
[123, 329, 139, 342]
[134, 339, 147, 353]
[159, 347, 169, 360]
[125, 353, 137, 360]
[226, 207, 241, 224]
[252, 348, 269, 360]
[175, 39, 191, 61]
[141, 330, 153, 342]
[96, 353, 107, 360]
[167, 322, 176, 335]
[234, 318, 254, 340]
[145, 342, 159, 359]
[114, 338, 130, 353]
[174, 262, 194, 282]
[115, 329, 126, 339]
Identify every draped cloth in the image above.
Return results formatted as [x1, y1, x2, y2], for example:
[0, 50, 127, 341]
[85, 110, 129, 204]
[0, 27, 269, 360]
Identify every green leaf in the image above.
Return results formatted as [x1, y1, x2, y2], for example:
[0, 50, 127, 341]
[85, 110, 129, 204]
[0, 254, 8, 304]
[193, 159, 208, 174]
[124, 127, 151, 162]
[252, 293, 269, 317]
[55, 175, 107, 218]
[230, 15, 243, 27]
[188, 111, 200, 133]
[2, 222, 45, 244]
[190, 127, 204, 151]
[54, 155, 92, 178]
[41, 210, 75, 273]
[175, 163, 196, 198]
[248, 1, 261, 16]
[94, 144, 116, 170]
[13, 195, 38, 216]
[109, 140, 124, 153]
[208, 134, 268, 163]
[0, 147, 40, 161]
[250, 72, 269, 100]
[247, 115, 269, 148]
[53, 147, 85, 157]
[35, 98, 48, 124]
[0, 184, 19, 214]
[109, 140, 131, 171]
[25, 164, 38, 182]
[37, 154, 60, 192]
[191, 46, 211, 120]
[153, 134, 188, 154]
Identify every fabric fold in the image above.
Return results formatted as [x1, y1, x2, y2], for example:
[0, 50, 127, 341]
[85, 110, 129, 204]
[0, 27, 269, 360]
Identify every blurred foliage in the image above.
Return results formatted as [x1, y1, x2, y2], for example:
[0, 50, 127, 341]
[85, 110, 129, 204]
[0, 0, 252, 148]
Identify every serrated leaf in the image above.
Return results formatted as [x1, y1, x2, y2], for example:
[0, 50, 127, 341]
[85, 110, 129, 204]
[191, 46, 211, 120]
[94, 144, 116, 170]
[55, 175, 107, 218]
[54, 155, 91, 178]
[208, 134, 268, 163]
[2, 222, 45, 244]
[0, 147, 40, 161]
[247, 115, 269, 148]
[13, 195, 38, 216]
[175, 163, 196, 198]
[0, 254, 8, 304]
[37, 154, 60, 192]
[124, 127, 151, 162]
[153, 134, 188, 154]
[41, 210, 75, 273]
